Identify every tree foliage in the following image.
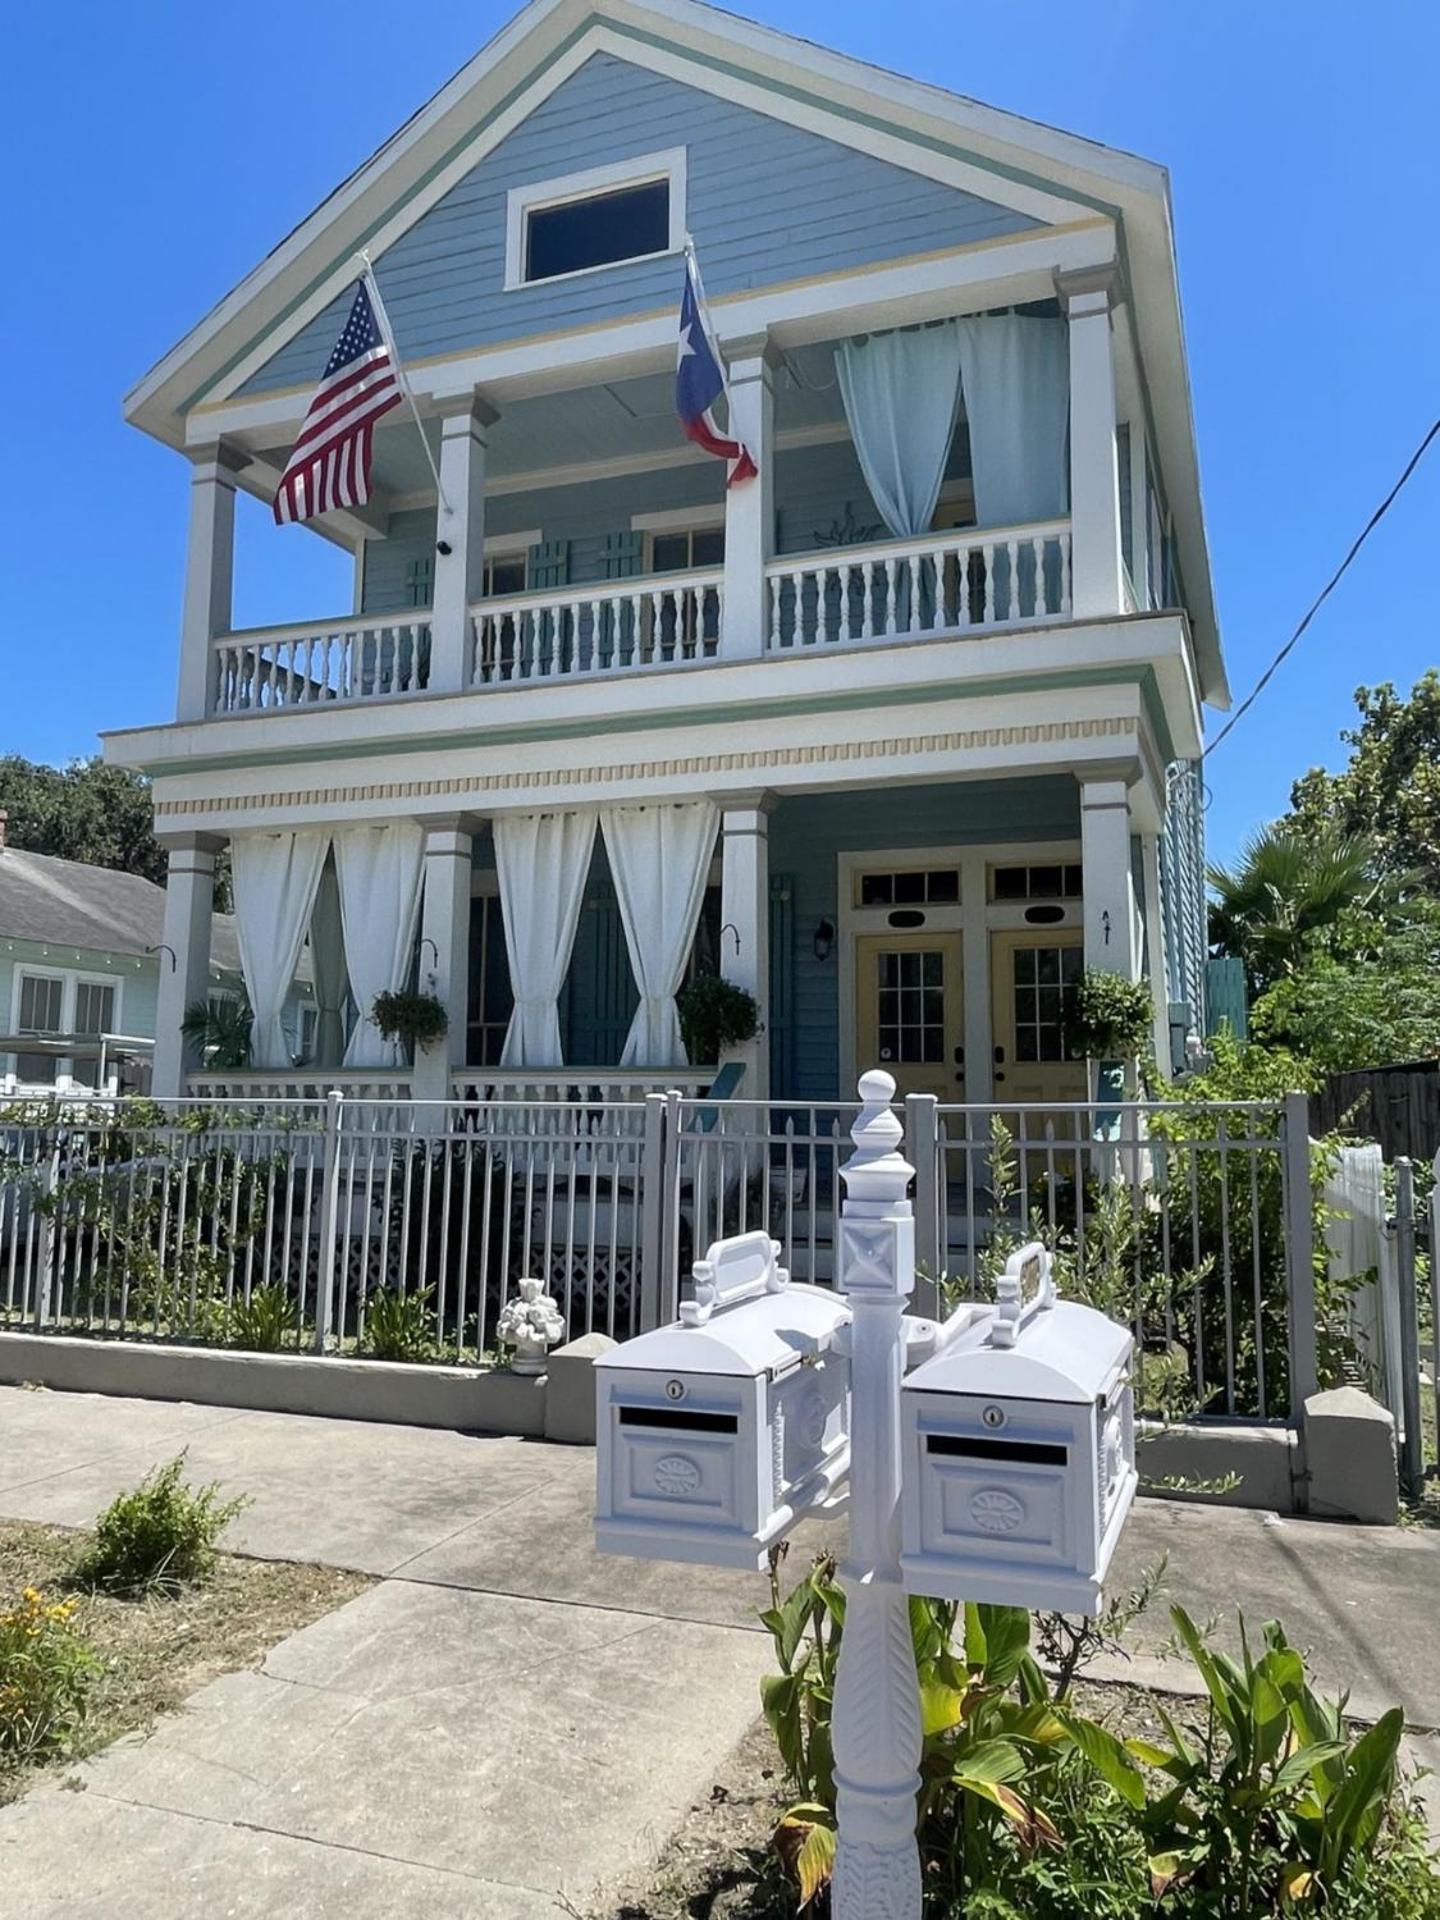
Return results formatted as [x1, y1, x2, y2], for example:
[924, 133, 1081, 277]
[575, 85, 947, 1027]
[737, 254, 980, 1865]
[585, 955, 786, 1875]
[0, 755, 164, 887]
[1206, 823, 1392, 996]
[1289, 670, 1440, 890]
[1251, 901, 1440, 1073]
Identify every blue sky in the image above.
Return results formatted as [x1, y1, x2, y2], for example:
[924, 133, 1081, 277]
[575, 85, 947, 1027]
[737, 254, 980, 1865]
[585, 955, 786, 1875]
[3, 0, 1436, 862]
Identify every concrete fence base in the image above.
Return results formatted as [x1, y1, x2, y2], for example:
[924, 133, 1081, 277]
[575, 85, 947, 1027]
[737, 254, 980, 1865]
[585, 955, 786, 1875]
[0, 1331, 546, 1436]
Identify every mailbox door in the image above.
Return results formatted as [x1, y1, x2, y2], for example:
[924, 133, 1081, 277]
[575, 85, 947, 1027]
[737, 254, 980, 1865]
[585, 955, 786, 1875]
[910, 1393, 1078, 1573]
[604, 1374, 751, 1540]
[774, 1355, 849, 1498]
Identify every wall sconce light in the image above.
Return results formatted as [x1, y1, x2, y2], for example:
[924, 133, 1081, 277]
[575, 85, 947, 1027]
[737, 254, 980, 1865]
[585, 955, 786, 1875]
[813, 917, 835, 963]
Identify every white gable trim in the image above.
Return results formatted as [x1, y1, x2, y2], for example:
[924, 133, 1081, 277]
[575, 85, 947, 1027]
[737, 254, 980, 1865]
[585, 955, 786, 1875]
[136, 15, 1088, 421]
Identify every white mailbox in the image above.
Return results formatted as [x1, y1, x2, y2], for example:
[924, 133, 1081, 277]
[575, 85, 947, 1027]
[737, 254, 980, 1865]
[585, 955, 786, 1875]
[595, 1231, 851, 1570]
[900, 1243, 1136, 1615]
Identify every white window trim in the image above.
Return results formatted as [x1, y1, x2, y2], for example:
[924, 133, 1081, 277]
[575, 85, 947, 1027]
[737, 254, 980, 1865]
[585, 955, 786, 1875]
[503, 147, 687, 293]
[9, 966, 123, 1088]
[630, 505, 724, 535]
[484, 529, 541, 556]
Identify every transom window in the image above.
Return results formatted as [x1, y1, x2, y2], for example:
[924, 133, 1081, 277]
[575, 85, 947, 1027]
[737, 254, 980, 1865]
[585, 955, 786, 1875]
[506, 151, 685, 290]
[991, 862, 1083, 902]
[877, 949, 945, 1063]
[1013, 944, 1082, 1062]
[856, 867, 961, 909]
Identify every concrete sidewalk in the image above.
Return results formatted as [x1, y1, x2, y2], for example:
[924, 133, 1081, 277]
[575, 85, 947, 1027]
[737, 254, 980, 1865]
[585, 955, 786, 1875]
[0, 1385, 1437, 1914]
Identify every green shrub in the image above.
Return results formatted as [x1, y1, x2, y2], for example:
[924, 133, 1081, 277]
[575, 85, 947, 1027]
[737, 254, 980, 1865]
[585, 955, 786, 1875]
[677, 973, 759, 1063]
[73, 1455, 247, 1596]
[225, 1282, 297, 1353]
[362, 1285, 435, 1363]
[0, 1585, 96, 1765]
[759, 1558, 1440, 1916]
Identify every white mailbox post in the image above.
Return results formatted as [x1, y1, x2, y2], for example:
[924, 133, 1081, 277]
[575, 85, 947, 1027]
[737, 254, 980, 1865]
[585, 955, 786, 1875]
[594, 1074, 1138, 1920]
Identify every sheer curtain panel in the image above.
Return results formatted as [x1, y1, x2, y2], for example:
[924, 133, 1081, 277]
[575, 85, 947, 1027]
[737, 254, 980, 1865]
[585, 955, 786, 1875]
[230, 830, 330, 1068]
[603, 801, 719, 1067]
[494, 810, 598, 1067]
[333, 822, 427, 1069]
[834, 323, 963, 539]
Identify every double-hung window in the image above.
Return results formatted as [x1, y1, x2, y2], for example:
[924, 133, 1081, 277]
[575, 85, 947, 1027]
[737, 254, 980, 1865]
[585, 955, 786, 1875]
[14, 972, 64, 1085]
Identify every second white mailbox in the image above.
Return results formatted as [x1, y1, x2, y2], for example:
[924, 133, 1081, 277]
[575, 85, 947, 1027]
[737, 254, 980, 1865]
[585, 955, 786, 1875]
[900, 1245, 1136, 1615]
[595, 1231, 851, 1569]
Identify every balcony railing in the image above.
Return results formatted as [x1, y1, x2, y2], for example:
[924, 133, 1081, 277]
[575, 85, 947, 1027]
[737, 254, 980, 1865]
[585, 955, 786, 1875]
[765, 519, 1071, 652]
[205, 519, 1074, 717]
[212, 614, 431, 714]
[469, 566, 722, 687]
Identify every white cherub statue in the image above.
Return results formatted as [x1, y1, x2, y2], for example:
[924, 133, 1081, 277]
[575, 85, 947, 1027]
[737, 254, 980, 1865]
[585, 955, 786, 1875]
[496, 1277, 566, 1374]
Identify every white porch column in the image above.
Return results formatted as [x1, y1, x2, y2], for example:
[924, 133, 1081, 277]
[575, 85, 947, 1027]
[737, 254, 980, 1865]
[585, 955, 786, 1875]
[152, 834, 222, 1099]
[1080, 778, 1140, 980]
[412, 816, 475, 1104]
[719, 797, 771, 1097]
[177, 443, 247, 722]
[721, 338, 778, 659]
[429, 396, 497, 692]
[1058, 269, 1125, 619]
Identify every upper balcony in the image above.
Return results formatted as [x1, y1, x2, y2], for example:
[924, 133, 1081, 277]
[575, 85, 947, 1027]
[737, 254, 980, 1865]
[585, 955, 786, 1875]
[173, 276, 1210, 737]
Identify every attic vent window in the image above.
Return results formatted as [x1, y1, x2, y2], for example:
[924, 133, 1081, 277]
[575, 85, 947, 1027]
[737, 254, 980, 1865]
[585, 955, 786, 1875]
[505, 150, 686, 291]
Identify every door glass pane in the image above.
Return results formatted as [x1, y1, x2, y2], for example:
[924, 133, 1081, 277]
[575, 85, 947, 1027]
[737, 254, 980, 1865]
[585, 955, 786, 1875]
[1011, 945, 1075, 1063]
[874, 948, 946, 1070]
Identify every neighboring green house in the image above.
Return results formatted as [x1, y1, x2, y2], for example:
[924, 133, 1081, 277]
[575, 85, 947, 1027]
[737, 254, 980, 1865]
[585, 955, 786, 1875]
[0, 821, 312, 1094]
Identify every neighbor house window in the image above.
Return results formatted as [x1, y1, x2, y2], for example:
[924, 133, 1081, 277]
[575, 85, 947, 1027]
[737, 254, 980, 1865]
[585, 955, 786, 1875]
[505, 150, 685, 290]
[14, 971, 63, 1085]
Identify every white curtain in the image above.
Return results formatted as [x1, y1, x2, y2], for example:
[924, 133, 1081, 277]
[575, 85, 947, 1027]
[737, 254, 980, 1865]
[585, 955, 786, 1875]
[309, 855, 349, 1068]
[603, 802, 719, 1068]
[494, 811, 597, 1067]
[230, 830, 330, 1069]
[333, 822, 427, 1069]
[953, 314, 1069, 527]
[835, 323, 963, 538]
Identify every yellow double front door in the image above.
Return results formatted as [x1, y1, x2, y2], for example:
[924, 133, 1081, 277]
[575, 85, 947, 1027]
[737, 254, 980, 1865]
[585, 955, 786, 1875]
[854, 929, 1086, 1103]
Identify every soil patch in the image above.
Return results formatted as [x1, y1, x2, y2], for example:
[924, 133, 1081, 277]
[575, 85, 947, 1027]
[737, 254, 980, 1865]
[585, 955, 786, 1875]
[0, 1518, 370, 1805]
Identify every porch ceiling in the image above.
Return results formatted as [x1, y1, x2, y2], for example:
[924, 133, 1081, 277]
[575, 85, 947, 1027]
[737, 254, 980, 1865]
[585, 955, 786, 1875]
[251, 343, 848, 498]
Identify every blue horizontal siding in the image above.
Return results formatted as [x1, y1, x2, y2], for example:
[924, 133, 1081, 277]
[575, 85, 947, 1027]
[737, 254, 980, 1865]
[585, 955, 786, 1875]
[359, 437, 929, 611]
[244, 53, 1034, 394]
[771, 779, 1079, 1100]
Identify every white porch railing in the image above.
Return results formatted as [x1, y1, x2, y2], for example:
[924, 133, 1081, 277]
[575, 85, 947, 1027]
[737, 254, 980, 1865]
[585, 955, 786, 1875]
[469, 568, 723, 686]
[189, 1070, 414, 1105]
[765, 519, 1071, 651]
[211, 615, 431, 713]
[449, 1068, 712, 1105]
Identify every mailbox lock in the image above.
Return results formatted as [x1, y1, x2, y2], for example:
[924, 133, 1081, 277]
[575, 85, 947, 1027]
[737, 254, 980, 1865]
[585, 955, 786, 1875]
[665, 1379, 686, 1402]
[981, 1404, 1007, 1430]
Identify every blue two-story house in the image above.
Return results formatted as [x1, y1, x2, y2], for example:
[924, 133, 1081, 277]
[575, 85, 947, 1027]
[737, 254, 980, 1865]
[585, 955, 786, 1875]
[107, 0, 1224, 1117]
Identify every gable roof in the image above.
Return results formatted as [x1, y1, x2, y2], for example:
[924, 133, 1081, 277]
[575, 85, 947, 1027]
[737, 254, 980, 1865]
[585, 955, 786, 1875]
[0, 848, 242, 974]
[122, 0, 1225, 706]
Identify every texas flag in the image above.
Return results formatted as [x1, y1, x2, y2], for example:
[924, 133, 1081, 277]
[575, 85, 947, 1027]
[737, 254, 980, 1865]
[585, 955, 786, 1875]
[676, 255, 756, 486]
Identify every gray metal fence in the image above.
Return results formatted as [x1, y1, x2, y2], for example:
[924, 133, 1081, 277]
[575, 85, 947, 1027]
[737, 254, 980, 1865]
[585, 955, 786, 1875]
[1, 1085, 1327, 1428]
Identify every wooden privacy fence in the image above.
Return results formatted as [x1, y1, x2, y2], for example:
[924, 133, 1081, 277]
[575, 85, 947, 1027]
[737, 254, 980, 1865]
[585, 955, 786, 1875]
[1311, 1060, 1440, 1166]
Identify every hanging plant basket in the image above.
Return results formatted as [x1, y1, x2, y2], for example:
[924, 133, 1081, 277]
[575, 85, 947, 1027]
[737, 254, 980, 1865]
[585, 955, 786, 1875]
[677, 975, 759, 1063]
[370, 990, 449, 1053]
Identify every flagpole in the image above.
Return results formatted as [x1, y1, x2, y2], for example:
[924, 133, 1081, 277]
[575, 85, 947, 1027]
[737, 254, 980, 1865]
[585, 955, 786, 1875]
[356, 250, 453, 517]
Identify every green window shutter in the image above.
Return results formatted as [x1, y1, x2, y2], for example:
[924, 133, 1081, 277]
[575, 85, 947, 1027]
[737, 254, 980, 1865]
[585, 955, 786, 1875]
[528, 539, 570, 589]
[769, 874, 795, 1098]
[404, 554, 434, 608]
[600, 530, 646, 580]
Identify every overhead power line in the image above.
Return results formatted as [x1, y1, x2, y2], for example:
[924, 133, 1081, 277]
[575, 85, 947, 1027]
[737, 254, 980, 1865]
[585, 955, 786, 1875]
[1205, 415, 1440, 757]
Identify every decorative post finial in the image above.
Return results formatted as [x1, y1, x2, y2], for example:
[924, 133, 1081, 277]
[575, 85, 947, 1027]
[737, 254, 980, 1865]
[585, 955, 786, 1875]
[842, 1071, 913, 1219]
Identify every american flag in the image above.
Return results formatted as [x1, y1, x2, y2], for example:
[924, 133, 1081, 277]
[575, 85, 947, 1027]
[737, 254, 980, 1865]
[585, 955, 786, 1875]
[273, 279, 402, 525]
